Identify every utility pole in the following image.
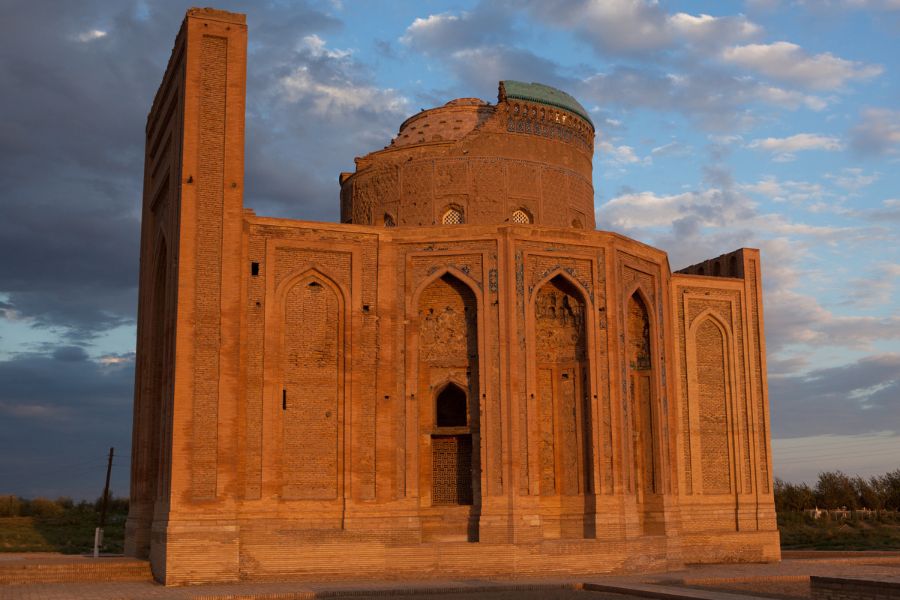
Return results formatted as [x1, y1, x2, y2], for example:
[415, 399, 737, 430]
[93, 447, 114, 559]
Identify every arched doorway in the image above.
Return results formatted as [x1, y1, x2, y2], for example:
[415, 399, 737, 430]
[432, 382, 474, 506]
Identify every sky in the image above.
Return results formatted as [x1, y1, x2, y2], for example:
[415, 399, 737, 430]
[0, 0, 898, 500]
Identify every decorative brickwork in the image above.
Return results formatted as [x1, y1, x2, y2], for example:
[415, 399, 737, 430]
[696, 318, 731, 495]
[191, 33, 227, 500]
[129, 8, 779, 584]
[282, 277, 341, 499]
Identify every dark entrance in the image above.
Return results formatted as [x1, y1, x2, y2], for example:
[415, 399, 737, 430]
[432, 383, 473, 505]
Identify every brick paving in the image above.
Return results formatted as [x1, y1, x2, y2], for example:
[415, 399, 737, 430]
[2, 552, 900, 599]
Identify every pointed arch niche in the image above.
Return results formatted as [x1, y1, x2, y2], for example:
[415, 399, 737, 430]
[532, 274, 593, 499]
[686, 311, 738, 500]
[280, 272, 344, 500]
[415, 272, 481, 541]
[626, 289, 663, 534]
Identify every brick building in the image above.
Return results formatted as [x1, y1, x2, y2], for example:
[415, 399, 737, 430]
[127, 8, 780, 585]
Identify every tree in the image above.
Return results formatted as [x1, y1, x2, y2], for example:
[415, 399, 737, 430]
[879, 469, 900, 511]
[852, 476, 883, 511]
[774, 477, 815, 512]
[815, 471, 857, 509]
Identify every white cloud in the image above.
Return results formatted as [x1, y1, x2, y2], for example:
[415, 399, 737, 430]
[596, 139, 651, 167]
[74, 29, 106, 43]
[401, 12, 463, 47]
[300, 34, 351, 59]
[748, 133, 843, 161]
[599, 189, 729, 229]
[668, 12, 761, 45]
[280, 66, 408, 118]
[520, 0, 759, 56]
[740, 176, 825, 204]
[825, 168, 879, 191]
[278, 36, 408, 119]
[753, 85, 827, 111]
[721, 41, 883, 89]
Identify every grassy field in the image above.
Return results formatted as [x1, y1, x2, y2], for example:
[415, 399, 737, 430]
[778, 511, 900, 550]
[0, 511, 125, 554]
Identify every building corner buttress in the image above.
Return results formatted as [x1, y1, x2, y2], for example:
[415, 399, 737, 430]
[127, 7, 247, 585]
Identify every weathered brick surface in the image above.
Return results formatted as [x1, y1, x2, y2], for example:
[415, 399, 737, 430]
[128, 7, 779, 585]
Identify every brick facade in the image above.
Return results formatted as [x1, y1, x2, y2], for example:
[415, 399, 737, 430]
[127, 8, 780, 585]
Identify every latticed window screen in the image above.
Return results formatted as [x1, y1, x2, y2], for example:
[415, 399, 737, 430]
[442, 208, 464, 225]
[432, 435, 473, 505]
[511, 209, 531, 224]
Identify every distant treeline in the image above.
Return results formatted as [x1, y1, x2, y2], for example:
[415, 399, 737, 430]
[775, 469, 900, 512]
[0, 495, 128, 518]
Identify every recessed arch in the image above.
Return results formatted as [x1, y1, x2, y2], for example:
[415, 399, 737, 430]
[687, 309, 738, 502]
[531, 272, 593, 504]
[414, 269, 482, 536]
[274, 266, 347, 309]
[530, 268, 593, 312]
[625, 287, 664, 534]
[278, 268, 346, 500]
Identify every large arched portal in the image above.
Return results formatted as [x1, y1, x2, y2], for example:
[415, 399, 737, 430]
[417, 273, 480, 541]
[533, 274, 594, 538]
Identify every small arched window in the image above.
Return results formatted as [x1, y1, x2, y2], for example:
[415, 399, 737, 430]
[436, 383, 467, 427]
[384, 213, 396, 227]
[511, 209, 532, 224]
[571, 218, 583, 229]
[442, 207, 464, 225]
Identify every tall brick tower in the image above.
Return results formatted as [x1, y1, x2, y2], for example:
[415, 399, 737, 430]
[129, 7, 778, 585]
[127, 8, 247, 581]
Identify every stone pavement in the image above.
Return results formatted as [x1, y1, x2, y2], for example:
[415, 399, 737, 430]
[1, 552, 900, 599]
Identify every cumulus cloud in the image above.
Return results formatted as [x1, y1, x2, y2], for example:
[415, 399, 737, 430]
[519, 0, 760, 56]
[280, 66, 408, 118]
[721, 41, 882, 89]
[740, 176, 826, 204]
[580, 66, 829, 132]
[596, 139, 651, 168]
[400, 6, 514, 54]
[850, 107, 900, 155]
[748, 133, 843, 161]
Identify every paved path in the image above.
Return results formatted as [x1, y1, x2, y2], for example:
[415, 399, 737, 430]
[2, 552, 900, 599]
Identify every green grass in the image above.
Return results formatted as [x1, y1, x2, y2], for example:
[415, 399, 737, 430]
[0, 512, 125, 554]
[779, 512, 900, 550]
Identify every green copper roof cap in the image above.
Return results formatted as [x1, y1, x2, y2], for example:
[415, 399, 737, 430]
[500, 80, 593, 129]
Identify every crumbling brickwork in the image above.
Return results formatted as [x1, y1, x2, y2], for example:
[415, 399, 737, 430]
[128, 7, 779, 585]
